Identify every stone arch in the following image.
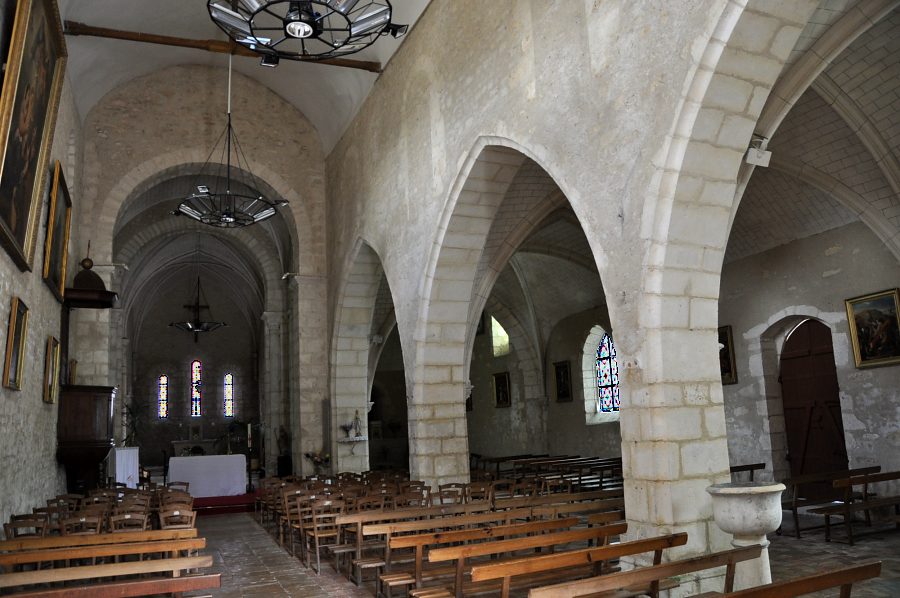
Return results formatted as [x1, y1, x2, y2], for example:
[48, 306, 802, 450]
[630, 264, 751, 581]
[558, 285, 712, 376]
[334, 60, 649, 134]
[636, 0, 823, 571]
[330, 238, 393, 473]
[752, 309, 845, 484]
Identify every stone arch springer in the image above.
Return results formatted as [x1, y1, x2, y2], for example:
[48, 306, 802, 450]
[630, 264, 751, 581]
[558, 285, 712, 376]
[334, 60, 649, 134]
[329, 237, 395, 473]
[631, 0, 823, 574]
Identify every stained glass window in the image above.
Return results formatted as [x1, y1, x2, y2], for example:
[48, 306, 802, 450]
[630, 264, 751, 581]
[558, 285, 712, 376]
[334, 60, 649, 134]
[224, 373, 234, 417]
[191, 360, 202, 417]
[157, 375, 168, 418]
[596, 334, 620, 413]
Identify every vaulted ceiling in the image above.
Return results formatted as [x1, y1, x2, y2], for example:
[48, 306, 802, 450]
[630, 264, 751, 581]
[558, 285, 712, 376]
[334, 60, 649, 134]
[58, 0, 431, 153]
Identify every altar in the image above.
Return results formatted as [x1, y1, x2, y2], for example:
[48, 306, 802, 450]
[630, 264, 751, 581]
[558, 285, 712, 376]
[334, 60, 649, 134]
[167, 454, 247, 498]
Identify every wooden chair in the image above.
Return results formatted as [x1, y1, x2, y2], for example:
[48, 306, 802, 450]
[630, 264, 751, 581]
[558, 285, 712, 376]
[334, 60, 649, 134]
[167, 481, 190, 493]
[60, 515, 103, 535]
[303, 498, 345, 573]
[4, 518, 47, 540]
[464, 482, 492, 504]
[434, 483, 465, 505]
[110, 512, 150, 532]
[159, 508, 196, 530]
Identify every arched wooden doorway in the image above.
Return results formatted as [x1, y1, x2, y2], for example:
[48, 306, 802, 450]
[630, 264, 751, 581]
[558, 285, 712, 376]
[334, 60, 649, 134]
[780, 319, 848, 498]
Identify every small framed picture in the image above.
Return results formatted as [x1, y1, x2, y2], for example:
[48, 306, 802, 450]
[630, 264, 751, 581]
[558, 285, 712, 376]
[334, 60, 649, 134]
[493, 371, 511, 408]
[43, 336, 60, 403]
[554, 360, 572, 402]
[845, 289, 900, 368]
[718, 325, 737, 385]
[3, 296, 29, 389]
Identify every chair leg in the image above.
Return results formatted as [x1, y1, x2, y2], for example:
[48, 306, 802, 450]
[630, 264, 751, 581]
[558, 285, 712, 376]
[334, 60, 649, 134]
[792, 507, 801, 539]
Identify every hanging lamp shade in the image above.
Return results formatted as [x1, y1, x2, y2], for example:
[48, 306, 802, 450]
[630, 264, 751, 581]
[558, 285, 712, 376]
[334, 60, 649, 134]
[169, 276, 227, 342]
[174, 56, 288, 227]
[207, 0, 407, 64]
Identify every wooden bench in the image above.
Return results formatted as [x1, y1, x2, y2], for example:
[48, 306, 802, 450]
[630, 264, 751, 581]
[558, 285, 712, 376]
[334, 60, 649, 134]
[384, 517, 582, 594]
[694, 560, 881, 597]
[426, 522, 628, 598]
[469, 532, 688, 598]
[0, 535, 218, 597]
[340, 503, 495, 584]
[0, 529, 198, 553]
[495, 489, 623, 511]
[527, 544, 762, 597]
[808, 470, 900, 544]
[780, 466, 880, 538]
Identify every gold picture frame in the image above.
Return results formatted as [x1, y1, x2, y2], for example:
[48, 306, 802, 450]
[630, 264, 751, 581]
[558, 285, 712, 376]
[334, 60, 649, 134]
[3, 296, 29, 389]
[0, 0, 66, 271]
[42, 160, 71, 301]
[845, 288, 900, 369]
[43, 335, 59, 403]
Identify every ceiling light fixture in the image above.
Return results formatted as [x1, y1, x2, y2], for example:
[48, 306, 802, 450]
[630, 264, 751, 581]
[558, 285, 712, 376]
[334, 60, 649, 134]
[207, 0, 406, 64]
[174, 55, 288, 227]
[169, 237, 227, 342]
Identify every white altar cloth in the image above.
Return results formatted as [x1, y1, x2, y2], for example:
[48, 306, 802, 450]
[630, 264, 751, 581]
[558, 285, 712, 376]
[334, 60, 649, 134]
[168, 454, 246, 498]
[105, 447, 139, 489]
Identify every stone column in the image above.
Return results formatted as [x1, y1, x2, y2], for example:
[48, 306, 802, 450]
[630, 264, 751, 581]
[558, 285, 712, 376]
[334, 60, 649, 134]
[292, 275, 328, 477]
[408, 380, 470, 488]
[261, 311, 284, 476]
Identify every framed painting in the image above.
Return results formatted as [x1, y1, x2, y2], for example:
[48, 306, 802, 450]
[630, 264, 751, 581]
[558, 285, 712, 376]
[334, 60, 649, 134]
[554, 360, 572, 402]
[0, 0, 66, 271]
[3, 296, 29, 389]
[493, 371, 510, 408]
[845, 289, 900, 368]
[42, 335, 59, 403]
[42, 160, 70, 301]
[718, 325, 737, 385]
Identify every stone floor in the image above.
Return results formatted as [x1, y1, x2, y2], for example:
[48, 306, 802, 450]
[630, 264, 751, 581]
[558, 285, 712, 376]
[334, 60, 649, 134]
[194, 513, 900, 597]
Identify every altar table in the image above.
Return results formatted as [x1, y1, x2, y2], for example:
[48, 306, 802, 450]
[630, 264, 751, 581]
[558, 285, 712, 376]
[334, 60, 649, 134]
[168, 454, 247, 498]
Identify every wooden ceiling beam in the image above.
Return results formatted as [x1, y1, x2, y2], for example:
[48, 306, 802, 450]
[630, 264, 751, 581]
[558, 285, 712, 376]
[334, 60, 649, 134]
[63, 21, 383, 74]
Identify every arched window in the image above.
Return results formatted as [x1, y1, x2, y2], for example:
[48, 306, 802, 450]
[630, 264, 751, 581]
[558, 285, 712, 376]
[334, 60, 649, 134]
[190, 360, 202, 417]
[596, 334, 620, 413]
[157, 375, 168, 418]
[491, 316, 510, 357]
[224, 373, 234, 417]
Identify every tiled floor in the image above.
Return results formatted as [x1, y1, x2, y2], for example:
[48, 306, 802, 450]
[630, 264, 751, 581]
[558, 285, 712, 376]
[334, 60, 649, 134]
[196, 512, 900, 597]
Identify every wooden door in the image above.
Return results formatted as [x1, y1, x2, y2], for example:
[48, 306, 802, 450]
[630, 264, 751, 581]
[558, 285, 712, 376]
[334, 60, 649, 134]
[780, 320, 848, 499]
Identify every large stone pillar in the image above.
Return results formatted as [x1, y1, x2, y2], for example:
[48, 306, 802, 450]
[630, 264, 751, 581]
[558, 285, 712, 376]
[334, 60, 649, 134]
[292, 275, 328, 477]
[261, 310, 285, 476]
[408, 380, 470, 488]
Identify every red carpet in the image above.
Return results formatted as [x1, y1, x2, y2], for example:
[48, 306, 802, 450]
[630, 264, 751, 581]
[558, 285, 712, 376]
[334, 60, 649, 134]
[194, 492, 259, 516]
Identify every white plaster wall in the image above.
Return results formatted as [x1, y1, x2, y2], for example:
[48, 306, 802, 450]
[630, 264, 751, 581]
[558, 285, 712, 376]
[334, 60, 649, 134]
[720, 221, 900, 488]
[0, 81, 81, 524]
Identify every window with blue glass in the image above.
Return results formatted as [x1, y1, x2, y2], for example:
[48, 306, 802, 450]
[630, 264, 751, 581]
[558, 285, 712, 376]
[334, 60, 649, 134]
[595, 334, 620, 412]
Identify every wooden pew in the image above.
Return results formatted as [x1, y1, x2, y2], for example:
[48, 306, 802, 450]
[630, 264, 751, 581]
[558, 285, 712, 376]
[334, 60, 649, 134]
[531, 497, 624, 520]
[780, 466, 879, 538]
[496, 489, 622, 511]
[427, 522, 628, 598]
[388, 518, 581, 590]
[0, 529, 198, 553]
[340, 503, 494, 584]
[694, 560, 881, 597]
[470, 532, 688, 598]
[0, 555, 218, 597]
[527, 545, 762, 597]
[0, 538, 205, 570]
[809, 470, 900, 544]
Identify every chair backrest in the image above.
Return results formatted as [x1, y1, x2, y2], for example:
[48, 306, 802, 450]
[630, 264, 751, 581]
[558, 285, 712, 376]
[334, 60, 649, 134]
[159, 508, 196, 529]
[60, 515, 102, 535]
[110, 512, 149, 532]
[433, 488, 464, 505]
[4, 518, 47, 539]
[392, 491, 429, 508]
[465, 481, 493, 503]
[167, 481, 190, 493]
[353, 494, 385, 512]
[310, 499, 345, 537]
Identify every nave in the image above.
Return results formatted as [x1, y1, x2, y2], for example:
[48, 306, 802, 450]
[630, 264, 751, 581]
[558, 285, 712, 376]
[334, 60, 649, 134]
[196, 512, 900, 597]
